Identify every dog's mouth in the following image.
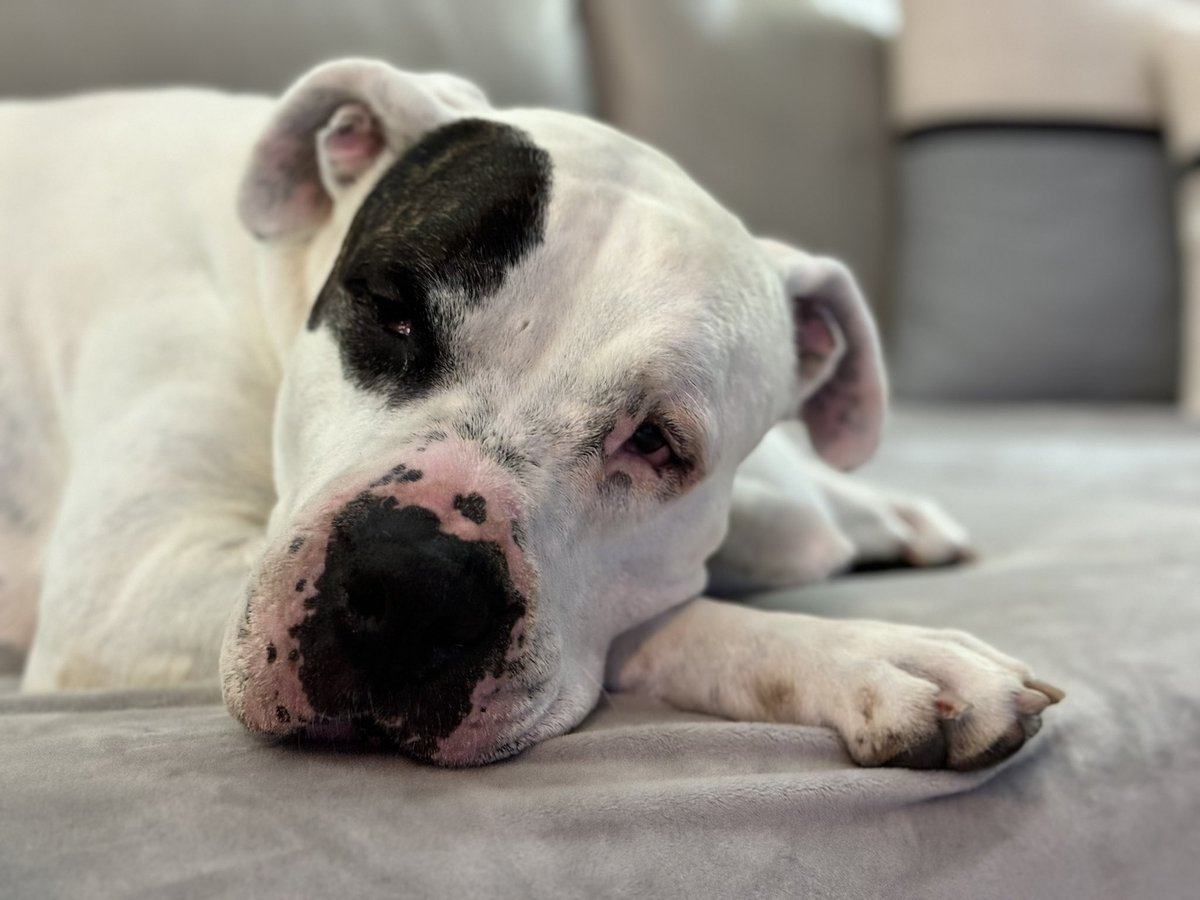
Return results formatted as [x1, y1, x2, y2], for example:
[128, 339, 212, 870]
[250, 669, 560, 766]
[222, 586, 552, 764]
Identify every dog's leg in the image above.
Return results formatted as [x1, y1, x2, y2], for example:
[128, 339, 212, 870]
[714, 427, 971, 590]
[22, 457, 270, 692]
[0, 528, 46, 666]
[709, 471, 855, 591]
[802, 453, 973, 569]
[0, 326, 66, 668]
[0, 487, 53, 670]
[608, 598, 1063, 770]
[20, 344, 275, 692]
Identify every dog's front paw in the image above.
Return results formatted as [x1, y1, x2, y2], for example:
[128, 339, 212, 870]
[820, 623, 1063, 770]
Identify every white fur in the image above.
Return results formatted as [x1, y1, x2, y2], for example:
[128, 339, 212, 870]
[0, 61, 1059, 767]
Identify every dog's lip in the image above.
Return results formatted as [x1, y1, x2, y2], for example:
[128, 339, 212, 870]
[267, 677, 559, 764]
[286, 715, 372, 744]
[275, 716, 544, 766]
[432, 687, 560, 766]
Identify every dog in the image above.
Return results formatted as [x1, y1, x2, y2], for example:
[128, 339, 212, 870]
[0, 60, 1062, 768]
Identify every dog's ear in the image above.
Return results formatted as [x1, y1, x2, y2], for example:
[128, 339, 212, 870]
[762, 240, 888, 470]
[238, 59, 489, 240]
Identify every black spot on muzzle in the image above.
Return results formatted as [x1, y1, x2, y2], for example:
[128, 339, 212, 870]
[289, 493, 524, 758]
[453, 492, 487, 524]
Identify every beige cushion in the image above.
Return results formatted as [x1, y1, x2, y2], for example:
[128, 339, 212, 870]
[0, 0, 593, 111]
[584, 0, 893, 320]
[893, 0, 1163, 130]
[889, 0, 1180, 401]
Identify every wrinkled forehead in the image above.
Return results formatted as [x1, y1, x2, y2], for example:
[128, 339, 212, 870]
[314, 109, 784, 414]
[506, 107, 769, 314]
[331, 110, 768, 316]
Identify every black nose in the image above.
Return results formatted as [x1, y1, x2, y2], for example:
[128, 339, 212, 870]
[293, 494, 518, 715]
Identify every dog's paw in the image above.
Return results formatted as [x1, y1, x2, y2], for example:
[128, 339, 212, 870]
[844, 492, 974, 569]
[713, 477, 855, 592]
[890, 495, 975, 567]
[821, 623, 1062, 770]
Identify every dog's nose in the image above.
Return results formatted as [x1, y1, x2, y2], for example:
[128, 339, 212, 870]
[317, 494, 514, 685]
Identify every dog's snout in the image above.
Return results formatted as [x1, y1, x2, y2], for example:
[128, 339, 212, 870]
[333, 500, 507, 675]
[231, 450, 535, 752]
[290, 492, 523, 725]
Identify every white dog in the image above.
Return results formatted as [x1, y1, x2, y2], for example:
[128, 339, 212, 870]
[0, 61, 1061, 768]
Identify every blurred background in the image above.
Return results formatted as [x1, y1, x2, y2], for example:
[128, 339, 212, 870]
[2, 0, 1199, 411]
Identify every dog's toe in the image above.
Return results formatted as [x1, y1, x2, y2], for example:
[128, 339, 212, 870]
[833, 626, 1063, 772]
[881, 724, 949, 769]
[948, 715, 1039, 771]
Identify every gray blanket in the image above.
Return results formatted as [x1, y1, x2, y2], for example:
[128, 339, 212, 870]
[3, 406, 1199, 899]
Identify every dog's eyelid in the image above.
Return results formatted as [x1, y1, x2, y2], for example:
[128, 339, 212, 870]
[341, 266, 417, 303]
[350, 283, 405, 307]
[341, 275, 370, 298]
[341, 278, 394, 309]
[641, 408, 702, 468]
[657, 416, 686, 445]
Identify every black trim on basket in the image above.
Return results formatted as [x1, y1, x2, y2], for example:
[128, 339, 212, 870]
[901, 120, 1161, 145]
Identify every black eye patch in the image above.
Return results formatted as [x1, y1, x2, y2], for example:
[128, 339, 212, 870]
[315, 276, 439, 399]
[308, 118, 553, 404]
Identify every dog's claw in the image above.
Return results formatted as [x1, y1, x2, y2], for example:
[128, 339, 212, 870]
[1015, 687, 1053, 716]
[1024, 678, 1065, 704]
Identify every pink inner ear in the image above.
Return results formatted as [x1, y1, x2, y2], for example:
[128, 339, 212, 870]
[797, 300, 837, 357]
[321, 103, 384, 187]
[796, 298, 844, 387]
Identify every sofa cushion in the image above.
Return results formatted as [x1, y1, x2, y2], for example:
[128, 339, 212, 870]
[3, 406, 1199, 899]
[890, 0, 1178, 401]
[0, 0, 593, 112]
[584, 0, 893, 320]
[1157, 6, 1200, 416]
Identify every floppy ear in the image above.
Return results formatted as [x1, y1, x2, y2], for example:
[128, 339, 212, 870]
[238, 59, 489, 240]
[762, 240, 888, 470]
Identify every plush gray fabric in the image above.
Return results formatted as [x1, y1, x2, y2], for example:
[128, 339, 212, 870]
[0, 0, 593, 112]
[584, 0, 893, 321]
[892, 131, 1179, 400]
[3, 406, 1199, 899]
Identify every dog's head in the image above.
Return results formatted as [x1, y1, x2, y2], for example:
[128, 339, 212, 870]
[220, 60, 886, 765]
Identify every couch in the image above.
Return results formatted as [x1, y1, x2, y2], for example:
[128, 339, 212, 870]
[2, 2, 1198, 898]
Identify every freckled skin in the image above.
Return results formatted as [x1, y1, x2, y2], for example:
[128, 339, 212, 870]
[453, 493, 487, 525]
[288, 494, 526, 761]
[367, 465, 423, 489]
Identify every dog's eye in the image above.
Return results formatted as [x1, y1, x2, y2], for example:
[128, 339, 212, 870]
[343, 279, 415, 338]
[627, 423, 666, 454]
[624, 423, 673, 466]
[371, 296, 412, 337]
